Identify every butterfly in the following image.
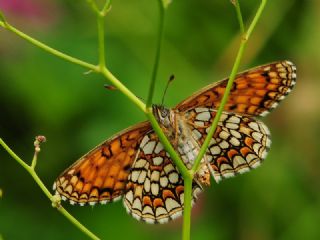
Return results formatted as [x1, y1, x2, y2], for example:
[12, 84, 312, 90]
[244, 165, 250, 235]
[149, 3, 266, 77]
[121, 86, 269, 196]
[53, 61, 296, 224]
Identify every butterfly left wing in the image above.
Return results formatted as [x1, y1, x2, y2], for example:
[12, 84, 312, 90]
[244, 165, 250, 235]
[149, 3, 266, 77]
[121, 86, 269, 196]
[53, 121, 151, 205]
[186, 108, 271, 183]
[176, 61, 296, 117]
[124, 131, 201, 223]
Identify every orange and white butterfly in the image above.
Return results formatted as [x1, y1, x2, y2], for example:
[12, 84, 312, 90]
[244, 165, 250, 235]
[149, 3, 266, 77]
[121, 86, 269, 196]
[53, 61, 296, 224]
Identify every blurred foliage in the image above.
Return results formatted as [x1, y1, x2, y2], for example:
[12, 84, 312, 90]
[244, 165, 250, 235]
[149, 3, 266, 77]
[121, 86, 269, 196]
[1, 0, 320, 239]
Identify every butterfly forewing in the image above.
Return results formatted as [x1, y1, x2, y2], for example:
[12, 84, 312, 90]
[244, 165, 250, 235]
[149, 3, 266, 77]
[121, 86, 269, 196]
[54, 122, 151, 205]
[124, 131, 201, 224]
[186, 108, 271, 182]
[176, 61, 296, 117]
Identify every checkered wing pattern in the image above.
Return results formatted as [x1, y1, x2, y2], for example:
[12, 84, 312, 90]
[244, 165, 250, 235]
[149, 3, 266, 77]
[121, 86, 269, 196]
[186, 108, 271, 182]
[53, 122, 151, 205]
[177, 61, 296, 116]
[124, 131, 201, 224]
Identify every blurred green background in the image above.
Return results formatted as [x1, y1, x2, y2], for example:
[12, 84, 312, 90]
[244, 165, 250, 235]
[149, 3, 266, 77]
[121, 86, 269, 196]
[1, 0, 319, 239]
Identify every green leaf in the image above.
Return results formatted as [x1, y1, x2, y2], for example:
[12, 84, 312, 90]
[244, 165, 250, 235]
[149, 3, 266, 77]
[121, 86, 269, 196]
[162, 0, 172, 9]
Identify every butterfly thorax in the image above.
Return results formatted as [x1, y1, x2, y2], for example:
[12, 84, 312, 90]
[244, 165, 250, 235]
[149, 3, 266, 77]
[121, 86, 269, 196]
[153, 105, 211, 186]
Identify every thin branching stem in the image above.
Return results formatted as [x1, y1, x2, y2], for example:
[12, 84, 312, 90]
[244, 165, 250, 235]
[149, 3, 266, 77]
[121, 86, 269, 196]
[97, 14, 106, 69]
[191, 0, 267, 175]
[182, 177, 193, 240]
[0, 138, 101, 240]
[0, 22, 98, 72]
[232, 0, 245, 34]
[146, 0, 166, 107]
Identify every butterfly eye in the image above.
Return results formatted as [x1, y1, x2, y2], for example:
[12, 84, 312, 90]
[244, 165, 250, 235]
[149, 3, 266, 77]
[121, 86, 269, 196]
[160, 108, 169, 119]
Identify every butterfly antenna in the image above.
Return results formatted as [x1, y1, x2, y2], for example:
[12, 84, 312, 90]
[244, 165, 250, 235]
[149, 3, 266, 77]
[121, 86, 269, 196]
[161, 74, 175, 106]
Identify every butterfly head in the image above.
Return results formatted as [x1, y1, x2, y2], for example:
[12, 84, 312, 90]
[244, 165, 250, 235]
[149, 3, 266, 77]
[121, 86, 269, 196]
[152, 105, 175, 130]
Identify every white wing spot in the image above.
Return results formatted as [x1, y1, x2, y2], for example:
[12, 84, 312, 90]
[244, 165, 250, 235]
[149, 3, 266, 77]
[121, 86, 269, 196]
[154, 142, 163, 154]
[195, 107, 209, 113]
[230, 129, 241, 138]
[196, 111, 211, 121]
[226, 122, 239, 129]
[132, 198, 142, 211]
[155, 207, 167, 218]
[151, 183, 159, 196]
[228, 116, 241, 123]
[252, 132, 263, 142]
[168, 172, 179, 184]
[219, 140, 229, 149]
[160, 176, 169, 187]
[233, 155, 247, 168]
[140, 135, 150, 148]
[151, 170, 160, 182]
[248, 122, 260, 132]
[219, 130, 230, 140]
[192, 129, 202, 140]
[153, 156, 163, 166]
[138, 170, 147, 184]
[143, 141, 156, 155]
[165, 198, 180, 212]
[230, 137, 240, 146]
[210, 145, 221, 155]
[144, 178, 151, 192]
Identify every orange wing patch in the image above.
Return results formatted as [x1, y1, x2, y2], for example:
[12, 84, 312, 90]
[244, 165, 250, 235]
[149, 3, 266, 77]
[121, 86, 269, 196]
[176, 61, 296, 116]
[53, 122, 151, 205]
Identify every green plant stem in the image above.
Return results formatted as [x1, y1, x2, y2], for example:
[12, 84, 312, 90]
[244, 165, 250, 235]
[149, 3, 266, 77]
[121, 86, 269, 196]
[0, 22, 98, 72]
[233, 0, 245, 34]
[0, 20, 147, 113]
[191, 0, 267, 174]
[146, 0, 165, 107]
[182, 177, 193, 240]
[31, 153, 37, 170]
[0, 138, 100, 240]
[97, 14, 106, 69]
[246, 0, 267, 39]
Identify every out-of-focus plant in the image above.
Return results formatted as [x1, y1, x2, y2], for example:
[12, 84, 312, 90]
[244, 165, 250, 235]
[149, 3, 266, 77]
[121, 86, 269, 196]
[0, 0, 267, 239]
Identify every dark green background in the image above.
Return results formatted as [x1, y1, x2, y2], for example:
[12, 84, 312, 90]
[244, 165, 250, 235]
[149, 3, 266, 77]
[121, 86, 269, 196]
[1, 0, 319, 239]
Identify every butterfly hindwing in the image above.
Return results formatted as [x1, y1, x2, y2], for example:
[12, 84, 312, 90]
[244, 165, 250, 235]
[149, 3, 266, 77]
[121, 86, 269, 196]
[186, 108, 271, 182]
[124, 131, 201, 223]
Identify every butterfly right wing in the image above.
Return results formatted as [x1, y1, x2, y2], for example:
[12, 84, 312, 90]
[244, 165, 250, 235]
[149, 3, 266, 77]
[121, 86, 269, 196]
[186, 108, 271, 183]
[53, 121, 152, 205]
[176, 61, 296, 117]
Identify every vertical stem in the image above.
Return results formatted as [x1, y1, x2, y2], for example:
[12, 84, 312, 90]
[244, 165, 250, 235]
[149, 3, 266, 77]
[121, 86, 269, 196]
[146, 0, 165, 107]
[191, 0, 267, 174]
[182, 177, 193, 240]
[191, 42, 246, 173]
[233, 0, 245, 34]
[97, 14, 106, 69]
[246, 0, 267, 39]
